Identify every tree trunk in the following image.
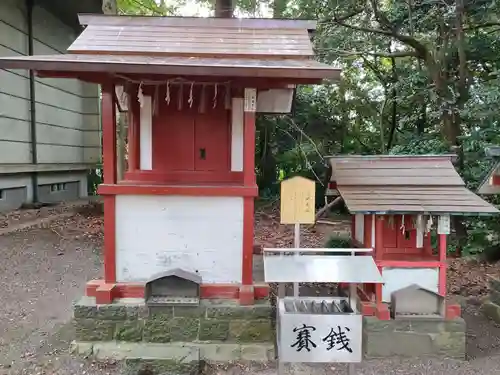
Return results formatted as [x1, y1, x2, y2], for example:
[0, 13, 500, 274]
[215, 0, 233, 17]
[102, 0, 117, 14]
[273, 0, 287, 18]
[257, 123, 278, 194]
[452, 0, 468, 242]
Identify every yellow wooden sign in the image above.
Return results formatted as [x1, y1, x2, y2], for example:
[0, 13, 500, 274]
[280, 176, 316, 224]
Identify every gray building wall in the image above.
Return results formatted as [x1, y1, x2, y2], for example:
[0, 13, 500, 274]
[0, 186, 27, 212]
[0, 0, 101, 212]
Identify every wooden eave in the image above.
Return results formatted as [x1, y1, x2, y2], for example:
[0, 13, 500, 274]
[0, 54, 341, 82]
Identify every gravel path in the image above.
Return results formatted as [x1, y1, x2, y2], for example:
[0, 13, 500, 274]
[0, 220, 121, 375]
[1, 213, 500, 374]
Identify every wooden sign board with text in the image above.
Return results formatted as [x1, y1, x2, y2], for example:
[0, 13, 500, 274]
[280, 176, 316, 224]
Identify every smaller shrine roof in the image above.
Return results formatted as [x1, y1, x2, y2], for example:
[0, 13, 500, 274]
[328, 155, 499, 215]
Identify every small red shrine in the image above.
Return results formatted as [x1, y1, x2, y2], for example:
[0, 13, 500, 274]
[0, 14, 340, 305]
[326, 155, 499, 320]
[478, 146, 500, 195]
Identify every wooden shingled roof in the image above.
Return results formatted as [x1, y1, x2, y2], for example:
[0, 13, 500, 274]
[0, 14, 340, 81]
[71, 15, 316, 58]
[328, 155, 499, 215]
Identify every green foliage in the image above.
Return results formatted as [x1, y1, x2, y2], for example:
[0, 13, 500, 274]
[116, 0, 500, 257]
[117, 0, 177, 15]
[325, 234, 352, 249]
[87, 167, 103, 196]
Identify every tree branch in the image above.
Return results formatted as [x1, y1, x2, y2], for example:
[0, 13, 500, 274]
[333, 49, 418, 58]
[330, 17, 430, 60]
[315, 196, 343, 221]
[464, 22, 500, 31]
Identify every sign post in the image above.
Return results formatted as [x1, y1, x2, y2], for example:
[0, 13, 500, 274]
[268, 178, 384, 374]
[280, 176, 316, 297]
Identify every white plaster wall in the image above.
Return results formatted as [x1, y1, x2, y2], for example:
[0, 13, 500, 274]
[115, 195, 244, 284]
[381, 267, 439, 302]
[139, 96, 152, 170]
[231, 98, 244, 172]
[371, 214, 376, 248]
[354, 214, 364, 243]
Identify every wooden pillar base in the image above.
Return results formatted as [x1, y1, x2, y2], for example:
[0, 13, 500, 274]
[86, 280, 117, 304]
[85, 279, 270, 305]
[446, 304, 462, 319]
[239, 285, 255, 305]
[375, 303, 391, 320]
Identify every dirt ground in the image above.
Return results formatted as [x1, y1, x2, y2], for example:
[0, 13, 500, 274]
[2, 203, 500, 374]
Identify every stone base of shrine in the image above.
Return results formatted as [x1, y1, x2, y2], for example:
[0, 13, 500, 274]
[72, 297, 466, 370]
[72, 296, 274, 373]
[363, 316, 466, 359]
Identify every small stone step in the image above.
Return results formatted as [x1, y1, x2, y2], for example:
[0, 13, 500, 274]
[481, 300, 500, 323]
[72, 341, 274, 362]
[488, 275, 500, 293]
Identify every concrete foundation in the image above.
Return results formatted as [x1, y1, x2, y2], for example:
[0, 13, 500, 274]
[72, 297, 466, 373]
[363, 316, 466, 359]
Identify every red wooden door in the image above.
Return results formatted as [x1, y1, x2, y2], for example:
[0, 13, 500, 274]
[154, 109, 196, 172]
[194, 108, 229, 172]
[152, 85, 230, 178]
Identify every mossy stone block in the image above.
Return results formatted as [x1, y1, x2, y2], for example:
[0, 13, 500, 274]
[199, 319, 229, 341]
[148, 306, 174, 318]
[115, 320, 144, 342]
[143, 316, 199, 343]
[229, 320, 273, 342]
[74, 304, 98, 319]
[170, 317, 200, 341]
[173, 306, 206, 318]
[125, 304, 149, 320]
[206, 302, 272, 320]
[95, 305, 127, 320]
[74, 319, 115, 341]
[143, 318, 172, 343]
[124, 358, 200, 375]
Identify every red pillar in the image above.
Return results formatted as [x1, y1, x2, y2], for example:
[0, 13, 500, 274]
[375, 215, 390, 320]
[102, 82, 117, 186]
[240, 88, 257, 305]
[438, 233, 447, 296]
[97, 82, 118, 304]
